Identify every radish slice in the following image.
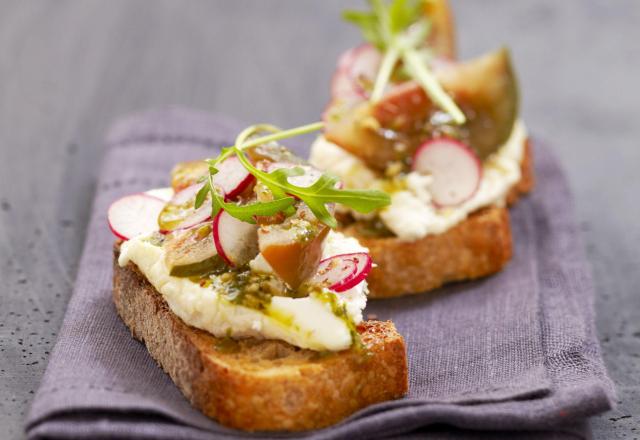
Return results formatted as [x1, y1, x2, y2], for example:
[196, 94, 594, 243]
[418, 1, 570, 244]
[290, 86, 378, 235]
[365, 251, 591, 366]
[145, 187, 174, 202]
[159, 183, 208, 233]
[108, 194, 165, 240]
[159, 155, 253, 233]
[212, 210, 259, 267]
[331, 44, 381, 99]
[331, 68, 359, 100]
[412, 138, 482, 207]
[213, 156, 255, 200]
[175, 203, 211, 230]
[170, 182, 203, 206]
[169, 156, 252, 206]
[349, 44, 381, 97]
[312, 252, 372, 293]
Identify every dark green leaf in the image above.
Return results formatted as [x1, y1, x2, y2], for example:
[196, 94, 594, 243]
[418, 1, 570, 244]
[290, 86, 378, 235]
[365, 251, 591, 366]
[219, 197, 296, 224]
[194, 183, 210, 209]
[209, 179, 295, 224]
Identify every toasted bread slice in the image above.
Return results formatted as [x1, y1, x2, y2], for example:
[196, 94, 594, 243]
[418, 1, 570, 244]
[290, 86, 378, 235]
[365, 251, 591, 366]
[343, 140, 534, 298]
[112, 250, 408, 432]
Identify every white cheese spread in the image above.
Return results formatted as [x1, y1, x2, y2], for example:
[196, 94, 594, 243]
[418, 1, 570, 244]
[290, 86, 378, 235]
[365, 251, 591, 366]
[118, 230, 368, 352]
[310, 120, 528, 241]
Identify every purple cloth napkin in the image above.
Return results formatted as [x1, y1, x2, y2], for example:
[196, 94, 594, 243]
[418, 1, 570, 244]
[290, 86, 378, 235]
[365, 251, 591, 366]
[26, 108, 615, 439]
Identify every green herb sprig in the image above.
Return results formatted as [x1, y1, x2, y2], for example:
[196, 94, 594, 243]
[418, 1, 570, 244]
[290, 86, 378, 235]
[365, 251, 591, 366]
[343, 0, 466, 124]
[194, 122, 390, 228]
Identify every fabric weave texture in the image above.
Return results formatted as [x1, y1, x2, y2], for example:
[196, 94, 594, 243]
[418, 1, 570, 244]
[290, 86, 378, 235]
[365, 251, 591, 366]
[25, 109, 615, 440]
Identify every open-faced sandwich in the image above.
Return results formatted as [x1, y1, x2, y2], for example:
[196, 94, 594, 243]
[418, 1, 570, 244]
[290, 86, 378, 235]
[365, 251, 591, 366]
[108, 123, 408, 432]
[310, 0, 534, 297]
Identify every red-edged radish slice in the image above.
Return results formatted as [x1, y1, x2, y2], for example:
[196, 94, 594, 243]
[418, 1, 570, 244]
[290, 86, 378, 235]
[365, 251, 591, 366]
[412, 138, 482, 207]
[158, 183, 207, 233]
[349, 44, 381, 97]
[331, 48, 360, 99]
[213, 156, 255, 200]
[170, 182, 203, 206]
[331, 44, 381, 100]
[312, 252, 372, 293]
[108, 194, 165, 240]
[212, 210, 259, 267]
[159, 155, 253, 233]
[175, 203, 211, 231]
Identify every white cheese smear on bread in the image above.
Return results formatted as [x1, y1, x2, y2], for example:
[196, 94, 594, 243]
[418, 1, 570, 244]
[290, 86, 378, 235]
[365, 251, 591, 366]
[118, 230, 368, 352]
[310, 120, 528, 241]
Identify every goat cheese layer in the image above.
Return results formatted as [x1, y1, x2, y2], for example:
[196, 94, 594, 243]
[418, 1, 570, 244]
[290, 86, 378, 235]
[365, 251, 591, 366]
[118, 230, 368, 352]
[310, 120, 528, 241]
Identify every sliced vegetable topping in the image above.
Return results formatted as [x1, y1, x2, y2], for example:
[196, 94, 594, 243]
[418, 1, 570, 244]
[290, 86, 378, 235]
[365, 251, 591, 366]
[164, 223, 224, 277]
[108, 194, 165, 241]
[413, 137, 481, 206]
[157, 183, 207, 232]
[213, 155, 255, 200]
[332, 44, 382, 100]
[312, 253, 373, 292]
[212, 210, 259, 267]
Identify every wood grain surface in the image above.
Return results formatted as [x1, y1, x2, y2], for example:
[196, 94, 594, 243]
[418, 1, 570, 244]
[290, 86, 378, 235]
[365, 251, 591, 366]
[1, 1, 638, 438]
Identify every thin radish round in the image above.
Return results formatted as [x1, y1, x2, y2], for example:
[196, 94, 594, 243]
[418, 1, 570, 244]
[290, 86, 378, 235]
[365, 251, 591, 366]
[212, 210, 259, 267]
[312, 252, 372, 292]
[158, 183, 209, 233]
[331, 44, 381, 100]
[170, 182, 203, 206]
[158, 155, 253, 233]
[348, 44, 381, 97]
[174, 203, 211, 231]
[213, 155, 255, 200]
[108, 193, 165, 240]
[145, 187, 174, 202]
[412, 138, 482, 207]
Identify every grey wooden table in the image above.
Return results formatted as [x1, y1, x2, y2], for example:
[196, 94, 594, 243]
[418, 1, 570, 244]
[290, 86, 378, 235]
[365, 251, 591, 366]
[1, 1, 638, 438]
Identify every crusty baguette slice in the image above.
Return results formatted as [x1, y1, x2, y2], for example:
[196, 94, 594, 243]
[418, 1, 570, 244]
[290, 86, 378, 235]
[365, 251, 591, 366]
[343, 140, 535, 298]
[113, 251, 408, 432]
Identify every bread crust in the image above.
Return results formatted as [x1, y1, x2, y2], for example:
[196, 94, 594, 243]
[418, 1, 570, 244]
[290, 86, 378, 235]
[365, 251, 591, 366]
[344, 140, 534, 298]
[112, 252, 408, 432]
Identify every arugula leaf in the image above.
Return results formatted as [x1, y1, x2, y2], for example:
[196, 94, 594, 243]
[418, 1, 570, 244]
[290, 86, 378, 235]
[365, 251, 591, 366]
[196, 123, 391, 228]
[209, 180, 296, 224]
[194, 181, 210, 209]
[234, 147, 390, 228]
[200, 171, 297, 224]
